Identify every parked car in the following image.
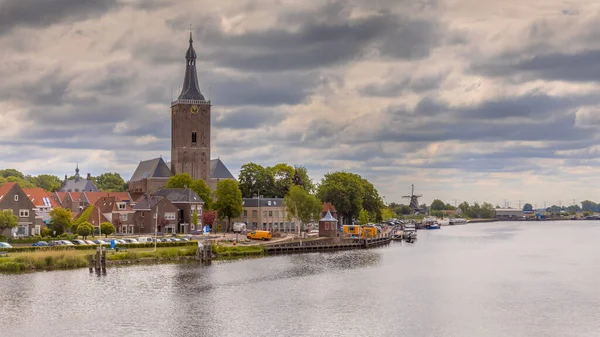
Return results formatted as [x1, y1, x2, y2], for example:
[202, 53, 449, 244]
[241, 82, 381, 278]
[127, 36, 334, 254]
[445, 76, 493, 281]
[233, 222, 247, 233]
[31, 241, 48, 247]
[60, 240, 75, 246]
[0, 242, 13, 248]
[84, 240, 96, 245]
[93, 240, 108, 245]
[48, 240, 63, 246]
[122, 238, 140, 244]
[72, 240, 87, 245]
[137, 237, 153, 243]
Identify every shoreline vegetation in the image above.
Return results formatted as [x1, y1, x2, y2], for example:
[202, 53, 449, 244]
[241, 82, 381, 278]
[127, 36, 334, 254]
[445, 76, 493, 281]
[0, 242, 266, 273]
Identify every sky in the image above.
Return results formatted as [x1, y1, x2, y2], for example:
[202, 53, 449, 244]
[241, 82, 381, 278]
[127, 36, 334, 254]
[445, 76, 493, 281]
[0, 0, 599, 208]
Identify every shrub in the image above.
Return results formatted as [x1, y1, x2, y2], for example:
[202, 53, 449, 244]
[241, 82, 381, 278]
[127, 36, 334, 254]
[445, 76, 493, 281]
[0, 261, 25, 272]
[41, 227, 51, 237]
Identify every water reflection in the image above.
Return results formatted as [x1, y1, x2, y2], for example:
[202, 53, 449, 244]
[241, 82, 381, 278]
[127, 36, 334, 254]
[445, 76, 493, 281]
[3, 221, 600, 337]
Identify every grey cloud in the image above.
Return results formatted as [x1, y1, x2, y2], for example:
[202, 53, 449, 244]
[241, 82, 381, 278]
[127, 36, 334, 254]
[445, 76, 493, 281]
[0, 0, 120, 36]
[360, 73, 446, 98]
[214, 108, 288, 129]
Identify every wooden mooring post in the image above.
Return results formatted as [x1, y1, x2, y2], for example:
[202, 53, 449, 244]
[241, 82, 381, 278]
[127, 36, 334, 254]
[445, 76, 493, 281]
[196, 240, 213, 263]
[89, 247, 107, 274]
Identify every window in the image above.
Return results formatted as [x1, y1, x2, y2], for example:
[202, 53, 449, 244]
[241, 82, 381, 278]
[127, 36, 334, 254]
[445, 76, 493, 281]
[268, 211, 273, 217]
[274, 210, 279, 218]
[118, 203, 126, 210]
[263, 211, 267, 217]
[325, 222, 330, 230]
[192, 132, 197, 144]
[268, 201, 271, 206]
[252, 210, 257, 218]
[243, 210, 248, 217]
[120, 214, 128, 221]
[262, 222, 267, 229]
[19, 209, 29, 217]
[14, 195, 18, 201]
[165, 212, 176, 220]
[274, 222, 278, 230]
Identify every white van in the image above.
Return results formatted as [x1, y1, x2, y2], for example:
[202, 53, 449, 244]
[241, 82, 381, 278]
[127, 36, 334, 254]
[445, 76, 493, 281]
[232, 222, 247, 233]
[136, 237, 152, 243]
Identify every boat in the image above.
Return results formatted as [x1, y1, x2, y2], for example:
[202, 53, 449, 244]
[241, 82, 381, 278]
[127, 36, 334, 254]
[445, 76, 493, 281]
[423, 216, 440, 229]
[403, 224, 417, 240]
[449, 218, 468, 225]
[437, 217, 450, 226]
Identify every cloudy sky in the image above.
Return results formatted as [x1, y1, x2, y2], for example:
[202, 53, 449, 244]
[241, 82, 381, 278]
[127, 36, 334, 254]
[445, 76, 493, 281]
[1, 0, 599, 208]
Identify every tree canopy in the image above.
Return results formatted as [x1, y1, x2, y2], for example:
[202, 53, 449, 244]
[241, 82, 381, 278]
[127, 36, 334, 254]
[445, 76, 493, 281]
[167, 173, 213, 209]
[283, 185, 321, 232]
[49, 207, 72, 236]
[100, 222, 115, 238]
[523, 203, 533, 212]
[77, 222, 94, 239]
[238, 162, 315, 198]
[96, 172, 127, 192]
[0, 210, 18, 233]
[0, 168, 126, 192]
[214, 179, 243, 232]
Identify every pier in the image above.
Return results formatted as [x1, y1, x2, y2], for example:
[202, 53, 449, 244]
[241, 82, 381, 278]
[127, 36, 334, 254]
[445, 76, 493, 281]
[265, 237, 391, 254]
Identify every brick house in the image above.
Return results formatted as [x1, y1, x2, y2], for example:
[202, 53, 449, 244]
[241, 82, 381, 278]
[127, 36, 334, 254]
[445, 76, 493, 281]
[0, 182, 38, 236]
[152, 188, 204, 234]
[23, 188, 60, 227]
[51, 191, 67, 208]
[94, 196, 136, 234]
[132, 195, 180, 234]
[232, 197, 299, 232]
[62, 192, 82, 212]
[81, 191, 134, 209]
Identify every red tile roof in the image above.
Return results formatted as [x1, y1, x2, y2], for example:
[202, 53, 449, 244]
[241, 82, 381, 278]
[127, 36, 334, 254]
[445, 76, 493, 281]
[83, 192, 132, 205]
[0, 182, 16, 199]
[68, 192, 82, 201]
[94, 196, 134, 213]
[322, 202, 337, 213]
[23, 188, 59, 208]
[54, 192, 67, 203]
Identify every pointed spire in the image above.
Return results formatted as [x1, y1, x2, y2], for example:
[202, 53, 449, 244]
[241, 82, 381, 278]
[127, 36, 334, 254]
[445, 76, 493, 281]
[178, 30, 205, 101]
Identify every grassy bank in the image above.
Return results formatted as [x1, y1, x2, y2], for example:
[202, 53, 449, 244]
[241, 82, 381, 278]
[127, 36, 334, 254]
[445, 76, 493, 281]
[0, 247, 199, 273]
[212, 244, 265, 259]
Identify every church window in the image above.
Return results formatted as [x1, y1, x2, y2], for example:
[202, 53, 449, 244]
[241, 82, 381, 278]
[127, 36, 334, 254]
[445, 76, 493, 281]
[192, 132, 197, 144]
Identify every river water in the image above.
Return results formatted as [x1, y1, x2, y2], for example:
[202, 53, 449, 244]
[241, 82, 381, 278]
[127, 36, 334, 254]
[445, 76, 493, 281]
[2, 221, 600, 337]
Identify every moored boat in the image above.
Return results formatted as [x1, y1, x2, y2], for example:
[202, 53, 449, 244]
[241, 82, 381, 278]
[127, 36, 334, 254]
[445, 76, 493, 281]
[423, 216, 440, 229]
[449, 218, 468, 225]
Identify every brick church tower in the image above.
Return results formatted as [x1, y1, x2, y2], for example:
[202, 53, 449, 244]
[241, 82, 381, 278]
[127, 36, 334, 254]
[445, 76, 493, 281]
[170, 32, 211, 181]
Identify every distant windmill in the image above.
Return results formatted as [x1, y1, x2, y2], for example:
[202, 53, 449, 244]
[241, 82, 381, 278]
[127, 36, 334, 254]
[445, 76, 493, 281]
[402, 184, 423, 214]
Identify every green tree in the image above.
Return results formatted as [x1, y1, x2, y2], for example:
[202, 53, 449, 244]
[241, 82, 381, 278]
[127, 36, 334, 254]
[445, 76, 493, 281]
[523, 203, 533, 212]
[360, 178, 383, 221]
[72, 206, 93, 232]
[214, 180, 243, 232]
[458, 201, 470, 215]
[0, 169, 25, 180]
[166, 173, 194, 188]
[293, 165, 315, 193]
[190, 179, 213, 210]
[0, 210, 18, 234]
[96, 172, 126, 192]
[381, 208, 396, 221]
[100, 222, 115, 238]
[270, 163, 295, 197]
[49, 207, 72, 236]
[192, 210, 199, 228]
[430, 199, 446, 211]
[400, 205, 412, 215]
[41, 227, 51, 237]
[283, 185, 321, 233]
[30, 174, 62, 192]
[0, 176, 6, 187]
[358, 209, 370, 225]
[77, 222, 94, 239]
[6, 176, 36, 188]
[238, 163, 276, 198]
[317, 172, 364, 225]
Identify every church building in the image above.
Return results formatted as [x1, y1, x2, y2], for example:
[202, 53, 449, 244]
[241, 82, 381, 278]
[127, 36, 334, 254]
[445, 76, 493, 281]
[129, 33, 234, 201]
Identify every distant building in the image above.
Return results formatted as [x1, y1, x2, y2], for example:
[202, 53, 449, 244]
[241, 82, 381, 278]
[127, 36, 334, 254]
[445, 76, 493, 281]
[23, 188, 60, 226]
[153, 188, 204, 234]
[233, 197, 299, 232]
[494, 208, 523, 219]
[58, 165, 99, 193]
[0, 182, 38, 236]
[132, 195, 180, 234]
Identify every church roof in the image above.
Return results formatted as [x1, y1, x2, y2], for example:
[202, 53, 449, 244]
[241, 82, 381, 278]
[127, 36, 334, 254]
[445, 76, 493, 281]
[133, 195, 165, 210]
[129, 157, 173, 182]
[210, 158, 235, 179]
[59, 166, 99, 193]
[178, 32, 205, 101]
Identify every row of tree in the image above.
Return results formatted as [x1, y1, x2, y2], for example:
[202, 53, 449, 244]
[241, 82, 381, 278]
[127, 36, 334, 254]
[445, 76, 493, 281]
[0, 169, 128, 192]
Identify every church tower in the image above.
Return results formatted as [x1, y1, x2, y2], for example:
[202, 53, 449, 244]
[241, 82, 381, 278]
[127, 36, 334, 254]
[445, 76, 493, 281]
[170, 32, 211, 181]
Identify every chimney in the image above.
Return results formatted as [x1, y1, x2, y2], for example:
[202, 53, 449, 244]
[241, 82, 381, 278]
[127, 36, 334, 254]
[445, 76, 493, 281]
[87, 173, 91, 180]
[64, 174, 67, 181]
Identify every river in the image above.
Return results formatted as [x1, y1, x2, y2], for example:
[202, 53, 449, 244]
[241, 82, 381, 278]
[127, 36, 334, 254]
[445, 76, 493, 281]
[2, 221, 600, 337]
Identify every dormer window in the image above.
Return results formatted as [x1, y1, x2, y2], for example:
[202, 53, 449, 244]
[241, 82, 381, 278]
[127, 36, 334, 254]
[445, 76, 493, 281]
[14, 195, 18, 201]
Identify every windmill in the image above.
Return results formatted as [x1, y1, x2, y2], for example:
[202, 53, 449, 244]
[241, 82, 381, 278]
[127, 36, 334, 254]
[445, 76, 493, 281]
[402, 184, 423, 214]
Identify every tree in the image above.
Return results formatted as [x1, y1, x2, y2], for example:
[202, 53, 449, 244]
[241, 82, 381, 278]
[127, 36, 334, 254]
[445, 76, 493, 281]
[399, 205, 412, 215]
[96, 172, 126, 192]
[238, 163, 276, 198]
[458, 201, 470, 215]
[361, 178, 384, 221]
[0, 169, 25, 180]
[30, 174, 62, 192]
[202, 210, 217, 229]
[358, 209, 370, 225]
[381, 208, 396, 221]
[190, 179, 213, 210]
[100, 222, 115, 238]
[270, 163, 295, 197]
[72, 206, 93, 232]
[430, 199, 446, 211]
[6, 176, 36, 188]
[293, 165, 315, 193]
[214, 179, 243, 232]
[77, 222, 94, 239]
[49, 207, 72, 236]
[0, 210, 18, 234]
[192, 210, 199, 229]
[523, 203, 533, 212]
[317, 172, 364, 225]
[283, 185, 321, 234]
[166, 173, 194, 188]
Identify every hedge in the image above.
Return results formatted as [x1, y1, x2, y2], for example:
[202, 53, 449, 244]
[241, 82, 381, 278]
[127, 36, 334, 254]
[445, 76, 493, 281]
[1, 241, 197, 253]
[5, 234, 78, 244]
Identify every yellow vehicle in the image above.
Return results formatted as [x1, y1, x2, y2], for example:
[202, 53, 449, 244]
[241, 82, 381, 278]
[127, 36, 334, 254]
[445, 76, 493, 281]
[361, 226, 377, 238]
[343, 225, 361, 236]
[247, 230, 272, 241]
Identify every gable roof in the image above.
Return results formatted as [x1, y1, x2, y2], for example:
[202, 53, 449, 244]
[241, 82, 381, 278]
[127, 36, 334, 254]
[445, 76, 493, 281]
[59, 176, 99, 193]
[73, 204, 110, 225]
[23, 188, 59, 208]
[322, 202, 337, 213]
[0, 182, 16, 200]
[82, 192, 133, 205]
[94, 196, 134, 213]
[133, 195, 166, 210]
[153, 188, 204, 203]
[67, 192, 82, 201]
[54, 192, 67, 205]
[210, 158, 235, 179]
[130, 157, 173, 182]
[242, 198, 284, 208]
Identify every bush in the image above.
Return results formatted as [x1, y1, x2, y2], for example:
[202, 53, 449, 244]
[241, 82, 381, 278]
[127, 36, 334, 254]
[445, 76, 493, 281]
[4, 240, 197, 253]
[0, 261, 26, 272]
[41, 227, 51, 237]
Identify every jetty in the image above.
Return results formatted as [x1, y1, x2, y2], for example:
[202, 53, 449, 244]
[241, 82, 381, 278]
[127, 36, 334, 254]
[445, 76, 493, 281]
[265, 237, 391, 254]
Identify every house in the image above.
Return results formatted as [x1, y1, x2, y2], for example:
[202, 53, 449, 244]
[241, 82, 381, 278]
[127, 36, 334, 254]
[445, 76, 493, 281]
[62, 191, 82, 212]
[94, 196, 136, 234]
[73, 204, 110, 231]
[80, 191, 133, 210]
[132, 195, 180, 234]
[152, 188, 203, 234]
[51, 191, 67, 208]
[58, 165, 99, 192]
[23, 188, 60, 226]
[207, 158, 236, 190]
[321, 202, 338, 219]
[128, 157, 173, 201]
[319, 211, 338, 238]
[0, 182, 38, 236]
[233, 197, 298, 232]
